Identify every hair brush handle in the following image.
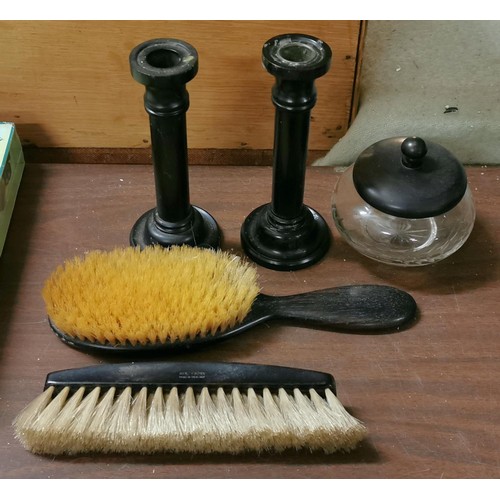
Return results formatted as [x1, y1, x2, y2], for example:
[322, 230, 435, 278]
[256, 284, 417, 331]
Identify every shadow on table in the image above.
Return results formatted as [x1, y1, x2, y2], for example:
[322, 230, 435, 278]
[0, 164, 45, 357]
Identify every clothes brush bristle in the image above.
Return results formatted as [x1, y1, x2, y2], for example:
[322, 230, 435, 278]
[42, 245, 260, 346]
[13, 385, 367, 455]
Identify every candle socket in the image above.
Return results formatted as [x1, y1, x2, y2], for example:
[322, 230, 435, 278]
[241, 34, 332, 270]
[129, 38, 220, 250]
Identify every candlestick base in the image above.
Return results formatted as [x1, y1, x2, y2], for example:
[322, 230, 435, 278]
[240, 203, 331, 270]
[130, 205, 221, 250]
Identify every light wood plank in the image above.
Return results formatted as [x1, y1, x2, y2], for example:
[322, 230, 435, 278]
[0, 20, 361, 151]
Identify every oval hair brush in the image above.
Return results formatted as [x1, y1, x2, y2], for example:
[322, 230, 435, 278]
[42, 245, 417, 354]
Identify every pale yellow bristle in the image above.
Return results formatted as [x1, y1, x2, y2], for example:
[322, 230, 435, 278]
[13, 386, 367, 455]
[42, 245, 260, 346]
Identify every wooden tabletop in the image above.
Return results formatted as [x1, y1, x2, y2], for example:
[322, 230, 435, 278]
[1, 163, 499, 479]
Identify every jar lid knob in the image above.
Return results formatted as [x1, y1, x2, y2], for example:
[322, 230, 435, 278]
[401, 137, 427, 168]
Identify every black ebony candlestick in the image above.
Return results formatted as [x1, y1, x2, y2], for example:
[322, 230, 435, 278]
[129, 38, 220, 250]
[241, 34, 332, 270]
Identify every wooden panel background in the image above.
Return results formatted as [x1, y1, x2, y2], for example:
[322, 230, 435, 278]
[0, 20, 362, 162]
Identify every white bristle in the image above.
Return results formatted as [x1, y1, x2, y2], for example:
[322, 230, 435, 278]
[261, 388, 296, 452]
[64, 387, 102, 454]
[13, 386, 55, 432]
[128, 387, 148, 447]
[196, 387, 224, 452]
[144, 387, 165, 452]
[162, 387, 184, 450]
[13, 384, 367, 455]
[44, 387, 86, 453]
[84, 386, 116, 453]
[276, 388, 323, 448]
[105, 386, 133, 453]
[181, 386, 205, 447]
[213, 388, 241, 453]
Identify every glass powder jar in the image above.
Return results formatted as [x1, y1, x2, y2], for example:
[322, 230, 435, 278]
[332, 137, 475, 266]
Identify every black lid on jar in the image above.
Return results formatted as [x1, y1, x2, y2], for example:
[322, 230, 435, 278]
[352, 137, 468, 218]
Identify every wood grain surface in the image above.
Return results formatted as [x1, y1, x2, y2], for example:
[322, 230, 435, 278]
[0, 163, 499, 478]
[0, 20, 361, 153]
